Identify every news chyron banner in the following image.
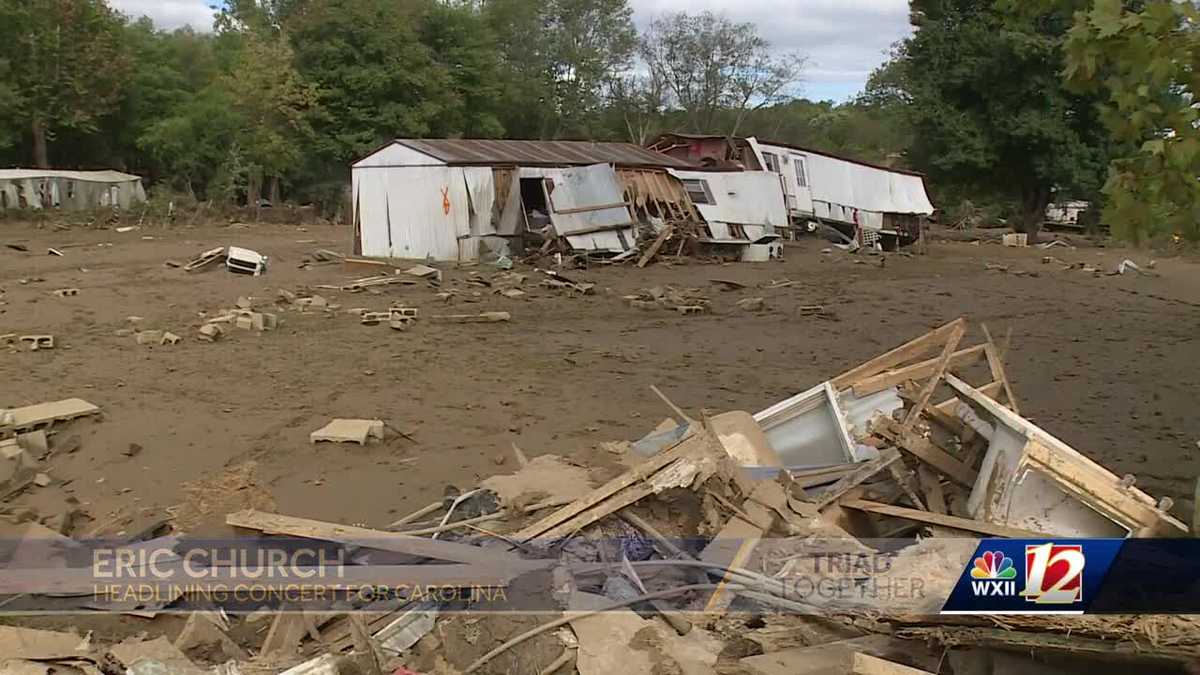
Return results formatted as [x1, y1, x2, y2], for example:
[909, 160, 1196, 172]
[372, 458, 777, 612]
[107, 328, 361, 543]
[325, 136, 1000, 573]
[941, 538, 1200, 614]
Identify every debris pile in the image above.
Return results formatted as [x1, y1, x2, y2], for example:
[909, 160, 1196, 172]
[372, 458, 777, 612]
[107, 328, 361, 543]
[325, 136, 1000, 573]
[0, 318, 1195, 674]
[623, 285, 710, 314]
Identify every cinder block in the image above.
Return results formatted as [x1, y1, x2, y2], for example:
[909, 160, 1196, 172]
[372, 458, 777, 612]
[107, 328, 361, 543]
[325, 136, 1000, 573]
[19, 335, 54, 351]
[161, 331, 182, 345]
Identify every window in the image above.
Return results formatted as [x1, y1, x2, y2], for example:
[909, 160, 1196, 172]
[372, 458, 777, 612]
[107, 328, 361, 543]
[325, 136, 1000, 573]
[763, 152, 781, 173]
[728, 224, 749, 240]
[793, 157, 808, 187]
[681, 178, 714, 205]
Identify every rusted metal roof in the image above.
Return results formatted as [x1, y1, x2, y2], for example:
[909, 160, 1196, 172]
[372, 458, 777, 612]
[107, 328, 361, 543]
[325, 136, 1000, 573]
[650, 132, 927, 177]
[393, 138, 696, 169]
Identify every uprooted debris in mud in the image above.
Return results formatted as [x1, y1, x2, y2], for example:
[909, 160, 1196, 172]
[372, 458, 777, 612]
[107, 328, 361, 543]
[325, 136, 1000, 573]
[0, 318, 1195, 674]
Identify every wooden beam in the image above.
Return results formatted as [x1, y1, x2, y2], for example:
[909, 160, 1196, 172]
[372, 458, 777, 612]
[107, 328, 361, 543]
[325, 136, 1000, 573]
[899, 321, 966, 433]
[815, 449, 902, 510]
[852, 344, 987, 397]
[839, 499, 1050, 538]
[831, 318, 967, 391]
[637, 225, 674, 268]
[934, 381, 1001, 414]
[510, 430, 709, 542]
[980, 324, 1020, 414]
[225, 510, 513, 565]
[916, 465, 947, 514]
[851, 653, 934, 675]
[874, 418, 977, 487]
[550, 200, 631, 215]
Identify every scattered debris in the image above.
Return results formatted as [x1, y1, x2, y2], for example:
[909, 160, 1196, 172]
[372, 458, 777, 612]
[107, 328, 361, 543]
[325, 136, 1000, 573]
[735, 297, 766, 312]
[47, 247, 64, 256]
[183, 246, 225, 272]
[226, 246, 268, 275]
[51, 288, 79, 297]
[1002, 232, 1028, 247]
[310, 419, 385, 445]
[197, 323, 224, 342]
[430, 311, 511, 323]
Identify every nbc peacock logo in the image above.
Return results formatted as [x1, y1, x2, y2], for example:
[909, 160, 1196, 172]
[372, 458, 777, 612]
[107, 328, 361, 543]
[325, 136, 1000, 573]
[969, 550, 1018, 597]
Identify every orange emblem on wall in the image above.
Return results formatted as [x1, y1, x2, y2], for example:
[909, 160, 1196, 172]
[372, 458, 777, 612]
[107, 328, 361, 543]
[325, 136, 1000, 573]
[440, 187, 450, 215]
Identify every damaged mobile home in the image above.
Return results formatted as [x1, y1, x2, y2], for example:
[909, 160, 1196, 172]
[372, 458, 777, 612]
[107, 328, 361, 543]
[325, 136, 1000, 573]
[350, 139, 791, 262]
[650, 133, 935, 246]
[0, 169, 147, 211]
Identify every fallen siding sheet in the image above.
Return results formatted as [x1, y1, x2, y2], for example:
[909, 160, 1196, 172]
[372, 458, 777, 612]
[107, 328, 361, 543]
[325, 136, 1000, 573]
[545, 164, 635, 252]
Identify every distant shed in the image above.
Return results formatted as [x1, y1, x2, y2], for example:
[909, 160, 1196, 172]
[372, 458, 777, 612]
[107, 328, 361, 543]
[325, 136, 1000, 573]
[0, 169, 146, 211]
[350, 139, 698, 261]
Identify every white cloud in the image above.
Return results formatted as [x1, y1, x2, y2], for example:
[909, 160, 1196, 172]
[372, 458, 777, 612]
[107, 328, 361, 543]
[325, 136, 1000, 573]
[109, 0, 217, 31]
[632, 0, 911, 101]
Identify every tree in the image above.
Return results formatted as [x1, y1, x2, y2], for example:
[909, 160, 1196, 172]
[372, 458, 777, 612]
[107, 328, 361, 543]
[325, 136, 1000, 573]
[606, 72, 668, 144]
[874, 0, 1112, 234]
[641, 11, 806, 136]
[1051, 0, 1200, 242]
[485, 0, 637, 138]
[220, 33, 318, 203]
[0, 0, 131, 167]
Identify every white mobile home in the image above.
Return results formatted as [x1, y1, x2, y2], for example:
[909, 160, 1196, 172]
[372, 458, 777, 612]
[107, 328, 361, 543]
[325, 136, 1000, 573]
[0, 169, 146, 211]
[350, 139, 697, 261]
[650, 134, 935, 241]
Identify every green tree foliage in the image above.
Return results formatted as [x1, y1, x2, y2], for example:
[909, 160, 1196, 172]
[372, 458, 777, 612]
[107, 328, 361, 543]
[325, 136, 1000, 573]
[1054, 0, 1200, 242]
[873, 0, 1112, 233]
[641, 12, 806, 136]
[0, 0, 132, 167]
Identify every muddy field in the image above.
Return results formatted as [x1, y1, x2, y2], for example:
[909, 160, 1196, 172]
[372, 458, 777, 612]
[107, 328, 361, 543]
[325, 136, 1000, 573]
[2, 220, 1198, 537]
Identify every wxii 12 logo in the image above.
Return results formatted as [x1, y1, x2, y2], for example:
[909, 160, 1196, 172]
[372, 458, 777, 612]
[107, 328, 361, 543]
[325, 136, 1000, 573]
[969, 543, 1085, 605]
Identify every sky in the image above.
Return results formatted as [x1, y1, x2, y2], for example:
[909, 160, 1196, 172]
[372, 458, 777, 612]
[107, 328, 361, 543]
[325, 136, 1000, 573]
[108, 0, 912, 102]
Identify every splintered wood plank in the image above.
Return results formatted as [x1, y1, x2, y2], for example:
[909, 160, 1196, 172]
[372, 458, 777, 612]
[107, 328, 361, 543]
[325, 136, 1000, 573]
[831, 318, 967, 391]
[916, 465, 947, 514]
[934, 381, 1001, 414]
[815, 449, 902, 510]
[510, 430, 709, 542]
[899, 321, 966, 433]
[637, 225, 674, 268]
[980, 324, 1020, 414]
[839, 499, 1050, 538]
[852, 344, 987, 397]
[225, 510, 511, 565]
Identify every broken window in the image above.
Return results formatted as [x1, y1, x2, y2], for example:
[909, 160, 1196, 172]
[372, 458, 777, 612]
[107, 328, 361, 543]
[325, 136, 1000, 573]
[763, 152, 781, 173]
[794, 158, 808, 187]
[681, 178, 714, 205]
[729, 224, 749, 239]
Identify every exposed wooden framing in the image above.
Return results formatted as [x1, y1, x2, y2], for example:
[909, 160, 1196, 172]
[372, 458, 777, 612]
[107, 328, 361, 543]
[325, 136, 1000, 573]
[226, 510, 515, 565]
[934, 381, 1001, 414]
[852, 344, 987, 397]
[815, 449, 902, 510]
[980, 324, 1020, 414]
[840, 499, 1050, 538]
[831, 318, 967, 391]
[874, 418, 976, 487]
[899, 321, 966, 433]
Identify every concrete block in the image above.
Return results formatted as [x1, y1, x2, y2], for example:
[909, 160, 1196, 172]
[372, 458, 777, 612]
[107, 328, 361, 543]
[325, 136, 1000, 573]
[389, 307, 419, 319]
[161, 332, 182, 345]
[676, 305, 707, 315]
[234, 314, 254, 331]
[236, 296, 253, 309]
[52, 288, 79, 297]
[250, 312, 277, 331]
[3, 398, 99, 431]
[360, 312, 390, 325]
[197, 324, 224, 342]
[135, 330, 165, 345]
[19, 335, 54, 351]
[0, 438, 23, 460]
[310, 419, 386, 445]
[16, 430, 47, 455]
[33, 473, 51, 487]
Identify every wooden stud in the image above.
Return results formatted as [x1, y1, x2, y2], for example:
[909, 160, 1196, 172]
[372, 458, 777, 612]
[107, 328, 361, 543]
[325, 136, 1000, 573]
[815, 449, 902, 510]
[981, 323, 1020, 414]
[840, 499, 1051, 538]
[832, 318, 967, 391]
[899, 321, 966, 433]
[852, 344, 987, 397]
[916, 465, 947, 514]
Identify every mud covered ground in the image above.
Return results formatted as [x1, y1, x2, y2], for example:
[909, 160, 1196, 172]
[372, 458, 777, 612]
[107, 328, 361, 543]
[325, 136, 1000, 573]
[2, 221, 1197, 537]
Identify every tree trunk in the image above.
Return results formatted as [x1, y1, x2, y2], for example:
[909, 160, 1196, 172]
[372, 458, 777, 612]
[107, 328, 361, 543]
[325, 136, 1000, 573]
[1016, 185, 1051, 240]
[31, 119, 49, 169]
[268, 175, 281, 205]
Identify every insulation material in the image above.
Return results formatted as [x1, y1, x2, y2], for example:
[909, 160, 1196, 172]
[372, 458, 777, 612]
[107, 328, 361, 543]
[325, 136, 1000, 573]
[617, 168, 699, 221]
[668, 169, 787, 240]
[544, 164, 635, 253]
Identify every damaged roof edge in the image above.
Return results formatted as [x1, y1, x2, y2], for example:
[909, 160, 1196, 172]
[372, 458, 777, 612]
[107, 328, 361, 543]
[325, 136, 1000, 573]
[652, 132, 927, 178]
[376, 138, 698, 170]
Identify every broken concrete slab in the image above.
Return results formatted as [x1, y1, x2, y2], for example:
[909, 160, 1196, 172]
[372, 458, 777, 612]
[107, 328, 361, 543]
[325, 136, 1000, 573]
[2, 398, 99, 432]
[310, 419, 385, 445]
